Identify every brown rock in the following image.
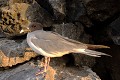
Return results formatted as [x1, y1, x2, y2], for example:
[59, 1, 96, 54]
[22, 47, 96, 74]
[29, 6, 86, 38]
[0, 0, 8, 7]
[8, 0, 34, 4]
[0, 39, 38, 67]
[0, 57, 101, 80]
[0, 3, 31, 37]
[0, 1, 53, 38]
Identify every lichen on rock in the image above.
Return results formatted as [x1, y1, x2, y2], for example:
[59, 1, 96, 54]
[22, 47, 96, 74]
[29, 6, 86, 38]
[0, 3, 30, 37]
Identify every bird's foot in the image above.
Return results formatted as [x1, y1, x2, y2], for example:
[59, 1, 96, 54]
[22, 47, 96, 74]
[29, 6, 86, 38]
[36, 67, 47, 78]
[35, 57, 50, 79]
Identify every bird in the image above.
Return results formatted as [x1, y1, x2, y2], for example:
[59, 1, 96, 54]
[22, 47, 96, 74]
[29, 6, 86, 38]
[20, 22, 110, 76]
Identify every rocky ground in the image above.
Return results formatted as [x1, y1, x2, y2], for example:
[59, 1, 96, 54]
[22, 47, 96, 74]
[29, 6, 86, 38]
[0, 0, 120, 80]
[0, 57, 101, 80]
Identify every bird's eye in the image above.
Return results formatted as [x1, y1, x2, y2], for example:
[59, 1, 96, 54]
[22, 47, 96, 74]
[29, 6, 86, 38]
[32, 25, 36, 28]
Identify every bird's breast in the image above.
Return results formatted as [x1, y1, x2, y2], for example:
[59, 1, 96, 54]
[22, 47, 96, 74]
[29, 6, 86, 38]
[27, 33, 60, 57]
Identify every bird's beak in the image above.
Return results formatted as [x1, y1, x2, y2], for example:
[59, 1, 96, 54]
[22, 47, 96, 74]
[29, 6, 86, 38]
[20, 27, 31, 33]
[20, 29, 24, 33]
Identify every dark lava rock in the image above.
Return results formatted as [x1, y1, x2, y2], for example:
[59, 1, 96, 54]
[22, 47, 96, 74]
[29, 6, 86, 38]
[49, 0, 66, 21]
[53, 23, 89, 43]
[109, 16, 120, 45]
[89, 26, 112, 44]
[83, 0, 120, 23]
[66, 0, 85, 21]
[93, 45, 120, 80]
[66, 0, 93, 27]
[26, 1, 53, 27]
[53, 23, 85, 41]
[0, 57, 101, 80]
[0, 28, 5, 38]
[77, 16, 93, 28]
[35, 0, 54, 17]
[52, 23, 95, 67]
[35, 0, 66, 21]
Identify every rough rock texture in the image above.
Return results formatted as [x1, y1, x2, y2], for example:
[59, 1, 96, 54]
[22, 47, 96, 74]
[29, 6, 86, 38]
[36, 0, 66, 21]
[0, 38, 38, 67]
[26, 1, 53, 27]
[0, 0, 8, 7]
[35, 0, 66, 21]
[0, 57, 101, 80]
[0, 3, 30, 37]
[0, 1, 53, 38]
[91, 15, 120, 80]
[48, 0, 66, 21]
[109, 16, 120, 45]
[66, 0, 93, 27]
[52, 23, 95, 67]
[53, 22, 90, 43]
[1, 0, 120, 80]
[83, 0, 120, 23]
[8, 0, 34, 4]
[0, 28, 5, 38]
[66, 0, 86, 21]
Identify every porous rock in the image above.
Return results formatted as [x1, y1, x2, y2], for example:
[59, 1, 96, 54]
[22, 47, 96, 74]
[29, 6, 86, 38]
[0, 1, 53, 38]
[0, 3, 31, 37]
[0, 57, 101, 80]
[0, 0, 8, 7]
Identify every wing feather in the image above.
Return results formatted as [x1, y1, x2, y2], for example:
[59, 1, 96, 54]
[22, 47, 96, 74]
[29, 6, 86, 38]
[31, 38, 78, 55]
[29, 31, 110, 57]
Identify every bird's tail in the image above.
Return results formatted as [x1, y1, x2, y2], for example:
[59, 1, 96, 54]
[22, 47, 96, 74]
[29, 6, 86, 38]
[74, 49, 111, 57]
[86, 44, 110, 49]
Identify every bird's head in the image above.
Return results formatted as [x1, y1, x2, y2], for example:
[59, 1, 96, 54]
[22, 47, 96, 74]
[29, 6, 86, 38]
[20, 22, 43, 33]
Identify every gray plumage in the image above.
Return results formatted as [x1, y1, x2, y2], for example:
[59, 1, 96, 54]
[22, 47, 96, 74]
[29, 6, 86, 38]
[20, 22, 111, 75]
[26, 24, 110, 57]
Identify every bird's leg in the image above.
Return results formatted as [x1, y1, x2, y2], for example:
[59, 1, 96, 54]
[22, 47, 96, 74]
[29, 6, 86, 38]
[47, 57, 50, 67]
[36, 57, 50, 76]
[46, 57, 50, 71]
[44, 57, 48, 72]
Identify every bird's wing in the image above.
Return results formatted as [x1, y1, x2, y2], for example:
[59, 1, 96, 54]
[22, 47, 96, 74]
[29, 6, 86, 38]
[31, 37, 82, 56]
[33, 31, 87, 48]
[51, 32, 86, 45]
[30, 31, 110, 57]
[52, 32, 110, 49]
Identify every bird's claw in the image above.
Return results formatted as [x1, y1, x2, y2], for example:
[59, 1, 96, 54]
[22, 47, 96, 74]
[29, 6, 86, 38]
[36, 66, 47, 77]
